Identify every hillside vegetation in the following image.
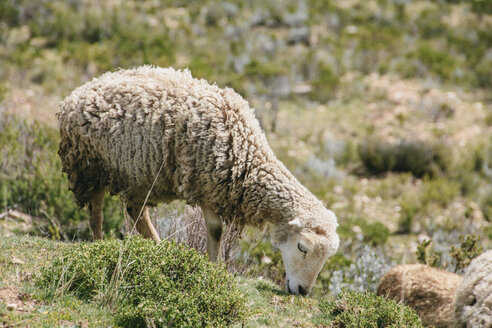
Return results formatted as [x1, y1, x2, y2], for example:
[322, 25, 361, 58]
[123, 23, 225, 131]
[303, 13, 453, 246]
[1, 0, 491, 326]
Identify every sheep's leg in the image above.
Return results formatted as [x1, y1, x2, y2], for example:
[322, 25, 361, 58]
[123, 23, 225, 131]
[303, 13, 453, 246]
[126, 204, 161, 242]
[201, 207, 222, 262]
[89, 190, 105, 240]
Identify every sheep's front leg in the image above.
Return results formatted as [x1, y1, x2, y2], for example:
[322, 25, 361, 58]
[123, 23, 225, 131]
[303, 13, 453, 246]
[201, 207, 222, 262]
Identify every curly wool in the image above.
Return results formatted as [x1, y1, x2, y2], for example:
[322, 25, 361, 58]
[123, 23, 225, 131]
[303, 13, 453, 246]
[377, 263, 462, 328]
[57, 66, 336, 234]
[454, 250, 492, 328]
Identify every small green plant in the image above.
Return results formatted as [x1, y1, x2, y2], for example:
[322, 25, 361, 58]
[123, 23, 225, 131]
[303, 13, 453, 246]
[363, 221, 391, 246]
[450, 234, 483, 272]
[36, 236, 246, 328]
[316, 289, 423, 327]
[416, 239, 441, 267]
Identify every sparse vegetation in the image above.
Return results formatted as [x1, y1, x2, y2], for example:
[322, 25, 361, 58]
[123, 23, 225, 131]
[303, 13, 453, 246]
[1, 0, 491, 326]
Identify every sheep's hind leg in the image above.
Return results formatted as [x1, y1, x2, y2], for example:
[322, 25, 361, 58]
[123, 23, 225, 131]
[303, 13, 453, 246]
[126, 204, 161, 242]
[89, 190, 105, 240]
[201, 206, 222, 262]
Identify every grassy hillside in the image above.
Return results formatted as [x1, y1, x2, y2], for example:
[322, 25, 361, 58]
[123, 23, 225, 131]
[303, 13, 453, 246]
[0, 233, 424, 327]
[0, 0, 491, 326]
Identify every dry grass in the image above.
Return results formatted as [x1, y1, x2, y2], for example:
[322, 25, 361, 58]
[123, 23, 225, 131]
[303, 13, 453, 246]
[151, 205, 243, 272]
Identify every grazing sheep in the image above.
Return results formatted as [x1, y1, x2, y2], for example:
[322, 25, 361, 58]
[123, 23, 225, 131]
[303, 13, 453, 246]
[57, 66, 339, 295]
[454, 250, 492, 328]
[377, 263, 462, 328]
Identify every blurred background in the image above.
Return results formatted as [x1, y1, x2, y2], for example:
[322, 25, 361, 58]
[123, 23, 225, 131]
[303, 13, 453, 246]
[1, 0, 491, 297]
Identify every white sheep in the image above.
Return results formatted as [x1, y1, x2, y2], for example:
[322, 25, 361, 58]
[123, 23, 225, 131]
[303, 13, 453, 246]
[377, 263, 462, 328]
[57, 66, 339, 295]
[454, 250, 492, 328]
[377, 251, 492, 327]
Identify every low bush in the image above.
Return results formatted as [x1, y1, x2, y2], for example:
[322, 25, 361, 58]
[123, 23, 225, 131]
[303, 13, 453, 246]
[358, 137, 449, 178]
[316, 289, 423, 327]
[363, 221, 391, 246]
[35, 236, 246, 328]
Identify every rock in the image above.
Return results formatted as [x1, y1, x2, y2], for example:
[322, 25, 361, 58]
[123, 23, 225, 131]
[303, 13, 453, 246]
[7, 303, 17, 310]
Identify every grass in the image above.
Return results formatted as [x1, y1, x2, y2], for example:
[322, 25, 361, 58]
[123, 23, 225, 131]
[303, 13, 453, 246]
[0, 233, 426, 328]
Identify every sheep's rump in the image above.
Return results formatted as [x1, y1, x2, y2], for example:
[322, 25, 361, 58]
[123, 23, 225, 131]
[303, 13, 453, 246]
[57, 66, 266, 220]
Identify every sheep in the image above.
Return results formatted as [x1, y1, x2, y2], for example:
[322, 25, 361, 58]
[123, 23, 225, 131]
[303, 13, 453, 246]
[454, 250, 492, 328]
[378, 251, 492, 328]
[57, 66, 339, 296]
[377, 263, 462, 328]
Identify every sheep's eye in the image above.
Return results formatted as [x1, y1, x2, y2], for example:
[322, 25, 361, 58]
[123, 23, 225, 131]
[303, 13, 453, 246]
[298, 242, 307, 254]
[469, 297, 477, 306]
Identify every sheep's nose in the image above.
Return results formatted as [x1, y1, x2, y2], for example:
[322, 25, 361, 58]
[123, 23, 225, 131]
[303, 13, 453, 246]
[298, 285, 308, 296]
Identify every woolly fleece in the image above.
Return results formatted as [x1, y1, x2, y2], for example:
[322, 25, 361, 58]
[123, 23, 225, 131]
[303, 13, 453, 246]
[377, 263, 462, 328]
[57, 66, 338, 248]
[454, 250, 492, 328]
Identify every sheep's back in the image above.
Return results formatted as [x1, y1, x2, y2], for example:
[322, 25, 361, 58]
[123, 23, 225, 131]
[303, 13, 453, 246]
[57, 66, 260, 211]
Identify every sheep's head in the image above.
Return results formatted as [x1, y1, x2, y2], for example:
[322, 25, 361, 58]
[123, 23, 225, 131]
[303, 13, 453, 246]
[454, 250, 492, 328]
[271, 208, 339, 296]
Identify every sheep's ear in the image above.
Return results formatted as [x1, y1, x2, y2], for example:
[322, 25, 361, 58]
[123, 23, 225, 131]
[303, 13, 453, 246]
[288, 218, 302, 228]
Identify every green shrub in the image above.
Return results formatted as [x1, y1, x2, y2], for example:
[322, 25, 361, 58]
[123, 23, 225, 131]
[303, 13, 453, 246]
[316, 289, 423, 327]
[36, 236, 246, 328]
[309, 63, 340, 103]
[416, 239, 441, 267]
[363, 222, 391, 246]
[450, 234, 483, 271]
[358, 137, 449, 178]
[0, 114, 123, 239]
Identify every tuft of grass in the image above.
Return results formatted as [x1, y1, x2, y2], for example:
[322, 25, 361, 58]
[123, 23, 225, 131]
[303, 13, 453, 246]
[35, 236, 246, 328]
[316, 289, 424, 327]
